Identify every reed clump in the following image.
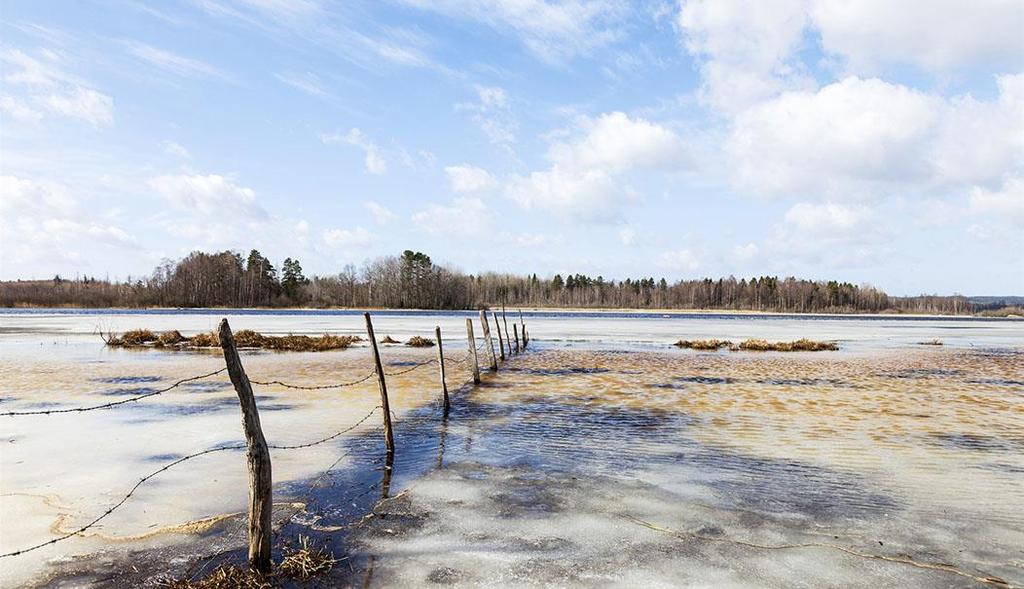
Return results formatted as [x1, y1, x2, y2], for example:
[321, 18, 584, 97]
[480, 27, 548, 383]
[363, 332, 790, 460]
[105, 329, 356, 352]
[379, 335, 400, 344]
[161, 566, 271, 589]
[405, 336, 435, 347]
[278, 536, 337, 580]
[673, 339, 732, 350]
[918, 339, 944, 346]
[738, 338, 838, 352]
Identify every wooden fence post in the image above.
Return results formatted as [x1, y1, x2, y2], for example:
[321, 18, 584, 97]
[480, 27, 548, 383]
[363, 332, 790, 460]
[522, 325, 528, 349]
[492, 311, 506, 362]
[466, 318, 480, 384]
[479, 310, 497, 371]
[513, 323, 521, 354]
[435, 326, 450, 413]
[218, 319, 272, 575]
[502, 307, 512, 357]
[364, 313, 395, 454]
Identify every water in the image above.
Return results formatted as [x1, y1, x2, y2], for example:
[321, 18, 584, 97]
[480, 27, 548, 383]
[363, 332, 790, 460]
[0, 310, 1022, 587]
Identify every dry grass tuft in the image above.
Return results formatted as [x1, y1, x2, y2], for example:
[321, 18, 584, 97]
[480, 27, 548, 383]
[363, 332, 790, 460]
[405, 336, 435, 347]
[918, 339, 944, 346]
[278, 536, 337, 580]
[673, 339, 732, 350]
[106, 329, 356, 352]
[738, 338, 838, 352]
[379, 335, 400, 344]
[161, 565, 271, 589]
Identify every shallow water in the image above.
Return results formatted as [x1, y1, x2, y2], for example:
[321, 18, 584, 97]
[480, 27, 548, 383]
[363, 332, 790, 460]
[0, 310, 1022, 587]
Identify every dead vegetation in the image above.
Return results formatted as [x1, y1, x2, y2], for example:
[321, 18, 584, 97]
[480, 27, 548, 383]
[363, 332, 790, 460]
[673, 339, 732, 350]
[161, 566, 271, 589]
[737, 338, 838, 352]
[918, 339, 944, 346]
[162, 537, 336, 588]
[104, 329, 358, 352]
[379, 335, 400, 344]
[277, 535, 337, 580]
[405, 335, 435, 347]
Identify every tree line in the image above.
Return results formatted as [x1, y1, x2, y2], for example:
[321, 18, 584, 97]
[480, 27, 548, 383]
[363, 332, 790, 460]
[0, 248, 978, 315]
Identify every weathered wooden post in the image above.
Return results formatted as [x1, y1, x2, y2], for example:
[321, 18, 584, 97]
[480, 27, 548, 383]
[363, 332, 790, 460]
[466, 318, 480, 384]
[522, 325, 528, 349]
[479, 310, 497, 371]
[492, 311, 506, 362]
[218, 319, 272, 574]
[435, 326, 450, 413]
[364, 313, 395, 454]
[502, 307, 512, 357]
[513, 323, 521, 354]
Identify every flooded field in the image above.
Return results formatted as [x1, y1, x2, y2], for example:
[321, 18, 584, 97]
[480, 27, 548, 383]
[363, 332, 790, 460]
[1, 310, 1022, 588]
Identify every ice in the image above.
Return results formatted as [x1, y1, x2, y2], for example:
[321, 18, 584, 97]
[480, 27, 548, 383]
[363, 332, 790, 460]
[1, 310, 1022, 587]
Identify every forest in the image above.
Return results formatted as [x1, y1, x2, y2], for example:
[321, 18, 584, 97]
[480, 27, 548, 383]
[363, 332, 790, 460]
[0, 248, 987, 315]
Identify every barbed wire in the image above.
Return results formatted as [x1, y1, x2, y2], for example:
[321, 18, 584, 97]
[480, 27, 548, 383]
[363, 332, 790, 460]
[0, 368, 228, 417]
[267, 406, 380, 450]
[249, 370, 376, 390]
[382, 357, 437, 376]
[0, 406, 384, 558]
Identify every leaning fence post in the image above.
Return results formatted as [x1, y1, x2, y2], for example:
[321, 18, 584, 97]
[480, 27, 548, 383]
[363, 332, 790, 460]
[479, 310, 497, 371]
[513, 323, 521, 354]
[364, 313, 395, 454]
[218, 319, 272, 575]
[492, 311, 506, 362]
[466, 318, 481, 384]
[522, 325, 528, 349]
[435, 326, 450, 413]
[502, 307, 512, 357]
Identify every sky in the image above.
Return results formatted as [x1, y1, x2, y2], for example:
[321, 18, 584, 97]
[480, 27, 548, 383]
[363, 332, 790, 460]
[0, 0, 1022, 296]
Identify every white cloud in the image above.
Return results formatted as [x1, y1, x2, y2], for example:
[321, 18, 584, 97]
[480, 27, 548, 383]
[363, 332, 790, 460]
[729, 76, 1023, 200]
[733, 242, 759, 260]
[506, 112, 686, 221]
[445, 164, 497, 192]
[274, 71, 328, 97]
[457, 85, 517, 147]
[548, 111, 687, 173]
[162, 141, 191, 159]
[784, 202, 875, 235]
[969, 176, 1024, 220]
[321, 128, 387, 175]
[43, 86, 114, 126]
[0, 95, 43, 122]
[148, 173, 267, 219]
[364, 201, 397, 224]
[658, 249, 701, 272]
[401, 0, 626, 63]
[811, 0, 1024, 72]
[322, 226, 375, 248]
[618, 227, 636, 246]
[124, 41, 226, 79]
[412, 197, 488, 235]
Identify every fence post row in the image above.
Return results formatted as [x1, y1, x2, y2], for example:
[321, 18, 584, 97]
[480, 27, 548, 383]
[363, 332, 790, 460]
[435, 326, 450, 413]
[218, 319, 273, 575]
[364, 313, 395, 454]
[480, 310, 498, 371]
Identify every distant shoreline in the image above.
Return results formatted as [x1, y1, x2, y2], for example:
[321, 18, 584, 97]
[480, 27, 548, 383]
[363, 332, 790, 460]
[2, 304, 1020, 320]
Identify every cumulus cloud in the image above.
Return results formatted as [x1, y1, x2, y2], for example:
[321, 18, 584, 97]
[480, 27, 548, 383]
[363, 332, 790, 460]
[658, 249, 701, 272]
[784, 202, 876, 235]
[412, 197, 488, 235]
[506, 111, 687, 221]
[364, 200, 397, 224]
[969, 176, 1024, 220]
[445, 164, 497, 192]
[321, 128, 387, 175]
[148, 173, 268, 220]
[322, 226, 375, 248]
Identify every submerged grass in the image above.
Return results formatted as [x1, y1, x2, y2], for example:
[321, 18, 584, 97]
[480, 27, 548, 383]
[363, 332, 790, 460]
[162, 537, 335, 588]
[737, 338, 838, 352]
[405, 335, 435, 347]
[674, 339, 732, 350]
[105, 329, 358, 352]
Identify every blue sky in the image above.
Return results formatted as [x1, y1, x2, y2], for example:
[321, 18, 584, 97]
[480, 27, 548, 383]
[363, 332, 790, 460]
[1, 1, 1022, 295]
